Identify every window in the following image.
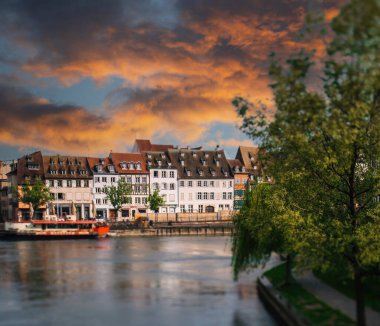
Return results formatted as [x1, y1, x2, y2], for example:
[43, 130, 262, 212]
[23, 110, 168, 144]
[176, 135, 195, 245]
[188, 193, 192, 201]
[84, 180, 89, 187]
[180, 181, 185, 187]
[96, 188, 102, 193]
[188, 181, 192, 187]
[242, 178, 247, 184]
[210, 181, 214, 187]
[142, 197, 147, 204]
[225, 204, 230, 210]
[95, 177, 100, 183]
[198, 205, 203, 213]
[197, 192, 202, 200]
[222, 181, 226, 188]
[210, 192, 214, 200]
[169, 194, 175, 202]
[135, 197, 141, 204]
[108, 165, 115, 173]
[57, 180, 62, 187]
[180, 205, 185, 213]
[111, 177, 116, 183]
[121, 162, 127, 169]
[136, 163, 142, 170]
[229, 181, 233, 187]
[153, 183, 159, 190]
[57, 193, 64, 200]
[102, 177, 107, 182]
[142, 177, 147, 183]
[235, 178, 239, 184]
[127, 177, 132, 183]
[96, 199, 101, 204]
[67, 180, 72, 187]
[223, 192, 227, 200]
[136, 177, 140, 183]
[162, 171, 167, 178]
[76, 180, 81, 187]
[154, 171, 158, 178]
[97, 165, 103, 172]
[203, 192, 208, 200]
[228, 192, 232, 200]
[162, 183, 167, 190]
[122, 210, 129, 217]
[170, 183, 175, 190]
[186, 170, 191, 176]
[49, 180, 54, 187]
[203, 181, 208, 187]
[180, 193, 184, 201]
[197, 181, 202, 187]
[103, 199, 108, 204]
[188, 205, 193, 213]
[170, 171, 175, 178]
[219, 204, 223, 211]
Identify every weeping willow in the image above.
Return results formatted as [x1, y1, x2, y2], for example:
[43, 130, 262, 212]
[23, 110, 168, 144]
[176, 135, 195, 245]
[232, 182, 285, 280]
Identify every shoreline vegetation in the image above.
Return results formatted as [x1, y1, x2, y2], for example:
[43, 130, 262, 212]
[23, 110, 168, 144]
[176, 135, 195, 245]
[261, 263, 355, 326]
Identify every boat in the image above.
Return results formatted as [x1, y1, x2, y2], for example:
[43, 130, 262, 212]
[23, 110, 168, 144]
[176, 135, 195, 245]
[1, 220, 110, 240]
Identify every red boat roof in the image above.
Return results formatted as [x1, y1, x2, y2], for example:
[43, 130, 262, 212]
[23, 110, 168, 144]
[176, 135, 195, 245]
[31, 220, 98, 225]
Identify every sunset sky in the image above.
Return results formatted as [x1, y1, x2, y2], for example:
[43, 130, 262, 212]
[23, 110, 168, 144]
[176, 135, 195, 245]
[0, 0, 344, 160]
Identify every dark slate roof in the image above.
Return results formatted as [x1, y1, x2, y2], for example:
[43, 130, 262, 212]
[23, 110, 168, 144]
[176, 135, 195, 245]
[16, 151, 44, 184]
[167, 149, 233, 179]
[228, 159, 248, 174]
[42, 155, 92, 179]
[144, 152, 176, 170]
[235, 146, 263, 175]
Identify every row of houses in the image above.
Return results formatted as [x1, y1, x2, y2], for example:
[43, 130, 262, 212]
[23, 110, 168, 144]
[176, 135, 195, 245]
[0, 140, 265, 222]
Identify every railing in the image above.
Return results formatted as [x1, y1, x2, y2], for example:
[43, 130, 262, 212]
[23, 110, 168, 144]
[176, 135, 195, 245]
[135, 211, 235, 223]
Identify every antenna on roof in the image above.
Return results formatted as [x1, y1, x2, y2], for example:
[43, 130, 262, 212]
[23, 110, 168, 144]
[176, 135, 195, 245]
[215, 144, 219, 151]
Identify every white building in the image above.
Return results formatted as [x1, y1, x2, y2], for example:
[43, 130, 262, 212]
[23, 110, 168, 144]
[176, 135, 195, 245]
[145, 152, 178, 213]
[87, 157, 119, 221]
[167, 148, 234, 213]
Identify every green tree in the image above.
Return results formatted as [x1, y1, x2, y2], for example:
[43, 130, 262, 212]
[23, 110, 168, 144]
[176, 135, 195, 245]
[147, 189, 165, 212]
[232, 182, 300, 283]
[103, 179, 132, 216]
[233, 1, 380, 325]
[17, 178, 53, 220]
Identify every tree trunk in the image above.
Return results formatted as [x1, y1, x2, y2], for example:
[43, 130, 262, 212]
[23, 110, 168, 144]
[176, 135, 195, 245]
[285, 254, 293, 285]
[354, 271, 366, 326]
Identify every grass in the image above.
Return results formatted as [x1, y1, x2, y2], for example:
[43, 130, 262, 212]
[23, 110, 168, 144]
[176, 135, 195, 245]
[313, 268, 380, 313]
[264, 264, 355, 326]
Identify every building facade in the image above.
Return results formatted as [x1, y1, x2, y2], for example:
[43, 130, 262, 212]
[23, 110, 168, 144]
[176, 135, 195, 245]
[168, 148, 234, 213]
[145, 151, 178, 213]
[228, 159, 250, 209]
[110, 152, 149, 220]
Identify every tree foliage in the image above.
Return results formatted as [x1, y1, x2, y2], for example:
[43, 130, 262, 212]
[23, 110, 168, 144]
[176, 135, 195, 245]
[147, 189, 165, 212]
[18, 178, 53, 219]
[103, 178, 132, 212]
[232, 1, 380, 325]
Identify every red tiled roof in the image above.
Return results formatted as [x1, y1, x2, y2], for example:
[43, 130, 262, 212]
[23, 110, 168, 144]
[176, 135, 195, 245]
[110, 152, 148, 174]
[135, 139, 174, 152]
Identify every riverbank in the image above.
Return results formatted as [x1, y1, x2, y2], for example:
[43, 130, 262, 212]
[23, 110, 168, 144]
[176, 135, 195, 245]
[108, 221, 234, 237]
[258, 263, 355, 326]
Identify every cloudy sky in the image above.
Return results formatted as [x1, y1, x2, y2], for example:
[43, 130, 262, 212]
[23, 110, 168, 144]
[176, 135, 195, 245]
[0, 0, 344, 160]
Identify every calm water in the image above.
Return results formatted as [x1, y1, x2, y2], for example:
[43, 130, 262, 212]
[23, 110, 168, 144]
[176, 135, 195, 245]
[0, 237, 276, 326]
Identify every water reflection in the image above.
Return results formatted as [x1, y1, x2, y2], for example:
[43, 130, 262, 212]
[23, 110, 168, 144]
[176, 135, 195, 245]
[0, 237, 276, 326]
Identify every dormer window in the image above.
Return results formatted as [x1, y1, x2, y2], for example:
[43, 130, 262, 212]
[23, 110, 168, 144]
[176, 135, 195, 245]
[128, 163, 134, 170]
[205, 153, 209, 158]
[180, 152, 185, 157]
[59, 160, 64, 166]
[201, 159, 206, 166]
[198, 169, 204, 176]
[50, 159, 55, 166]
[157, 160, 162, 167]
[26, 156, 32, 162]
[148, 161, 152, 167]
[97, 165, 103, 172]
[217, 153, 221, 158]
[50, 169, 57, 175]
[60, 169, 67, 175]
[161, 153, 166, 159]
[211, 170, 216, 176]
[68, 160, 73, 165]
[242, 167, 246, 172]
[147, 154, 152, 159]
[192, 152, 197, 157]
[180, 160, 185, 166]
[27, 163, 40, 170]
[79, 169, 87, 175]
[168, 162, 172, 167]
[186, 169, 191, 176]
[136, 162, 142, 170]
[100, 159, 105, 165]
[120, 162, 127, 169]
[216, 160, 220, 167]
[70, 170, 75, 175]
[250, 155, 255, 161]
[235, 166, 239, 172]
[224, 171, 228, 177]
[108, 165, 115, 173]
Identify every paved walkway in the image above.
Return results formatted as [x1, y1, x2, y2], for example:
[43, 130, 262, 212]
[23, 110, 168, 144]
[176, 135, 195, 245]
[296, 271, 380, 326]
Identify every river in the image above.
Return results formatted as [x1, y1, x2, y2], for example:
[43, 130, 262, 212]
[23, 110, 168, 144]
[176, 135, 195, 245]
[0, 236, 276, 326]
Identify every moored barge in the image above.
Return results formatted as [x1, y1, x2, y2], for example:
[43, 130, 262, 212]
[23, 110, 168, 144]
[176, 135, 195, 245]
[1, 220, 110, 240]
